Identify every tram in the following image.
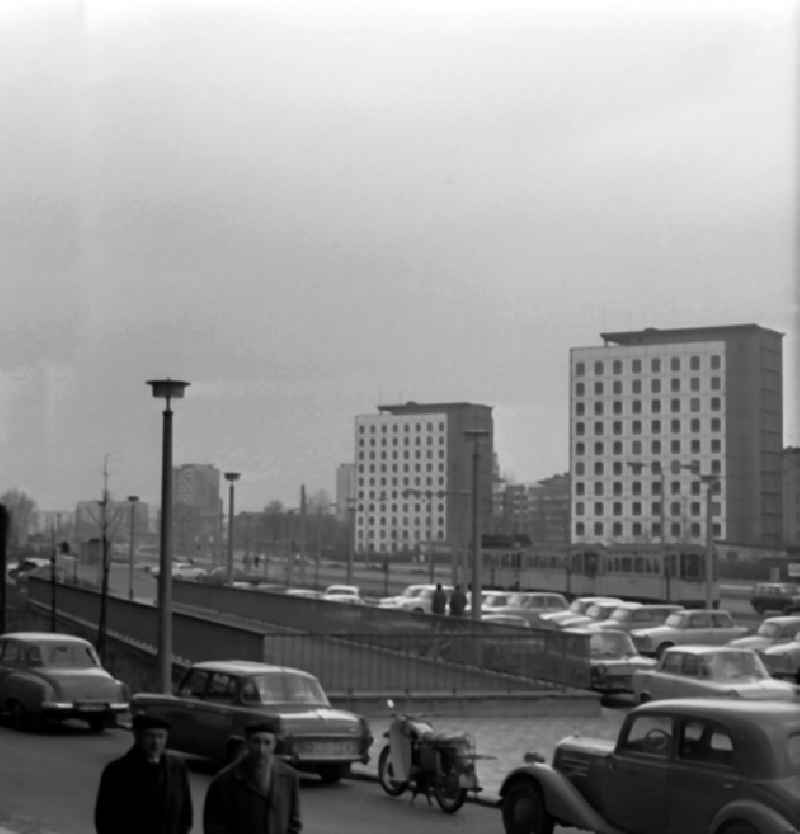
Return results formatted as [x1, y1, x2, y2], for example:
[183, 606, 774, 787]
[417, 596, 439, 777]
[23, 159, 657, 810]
[482, 540, 719, 608]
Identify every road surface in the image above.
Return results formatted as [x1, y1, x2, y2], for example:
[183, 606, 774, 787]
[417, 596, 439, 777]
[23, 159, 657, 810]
[0, 722, 506, 834]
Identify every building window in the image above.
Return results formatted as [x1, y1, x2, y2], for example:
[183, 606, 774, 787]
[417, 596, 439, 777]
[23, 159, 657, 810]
[691, 439, 700, 454]
[575, 522, 585, 536]
[613, 502, 623, 516]
[632, 440, 642, 455]
[670, 378, 680, 392]
[594, 421, 604, 435]
[613, 441, 623, 455]
[594, 401, 604, 415]
[670, 460, 681, 474]
[691, 522, 701, 537]
[652, 480, 662, 495]
[651, 522, 662, 538]
[690, 377, 700, 392]
[651, 399, 661, 413]
[612, 522, 623, 537]
[690, 418, 700, 432]
[651, 419, 661, 433]
[632, 522, 642, 536]
[712, 523, 722, 537]
[651, 379, 661, 394]
[632, 502, 642, 516]
[610, 380, 621, 394]
[613, 401, 623, 415]
[632, 358, 642, 373]
[691, 501, 700, 516]
[711, 439, 721, 453]
[613, 462, 623, 475]
[670, 399, 680, 413]
[669, 501, 680, 516]
[576, 422, 585, 436]
[651, 358, 661, 372]
[613, 481, 623, 496]
[632, 379, 642, 394]
[594, 502, 604, 515]
[651, 501, 662, 517]
[690, 398, 700, 412]
[575, 462, 585, 475]
[670, 357, 680, 372]
[711, 354, 721, 370]
[613, 421, 623, 435]
[691, 481, 701, 497]
[632, 420, 642, 435]
[652, 440, 662, 454]
[575, 383, 585, 396]
[668, 522, 680, 537]
[594, 522, 604, 536]
[671, 481, 680, 495]
[613, 359, 623, 374]
[575, 502, 585, 516]
[690, 355, 700, 371]
[575, 482, 585, 496]
[632, 481, 642, 496]
[594, 462, 604, 475]
[633, 400, 643, 414]
[670, 440, 681, 454]
[670, 419, 680, 433]
[711, 459, 721, 474]
[711, 397, 721, 411]
[711, 417, 721, 432]
[594, 442, 604, 455]
[594, 361, 604, 375]
[594, 482, 604, 496]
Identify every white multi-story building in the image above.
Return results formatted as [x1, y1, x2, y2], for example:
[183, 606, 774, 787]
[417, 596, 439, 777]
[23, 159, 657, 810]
[353, 402, 493, 556]
[569, 325, 783, 550]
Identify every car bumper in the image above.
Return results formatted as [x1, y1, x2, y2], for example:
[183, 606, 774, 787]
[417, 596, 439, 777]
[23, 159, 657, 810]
[41, 701, 129, 721]
[280, 735, 372, 766]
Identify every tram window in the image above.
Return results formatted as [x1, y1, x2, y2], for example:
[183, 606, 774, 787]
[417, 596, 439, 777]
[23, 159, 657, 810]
[634, 557, 643, 573]
[680, 553, 701, 580]
[613, 558, 620, 572]
[621, 557, 632, 573]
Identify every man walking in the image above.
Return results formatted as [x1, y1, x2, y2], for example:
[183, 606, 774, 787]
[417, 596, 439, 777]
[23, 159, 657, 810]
[431, 583, 447, 615]
[449, 584, 467, 617]
[95, 714, 193, 834]
[204, 719, 302, 834]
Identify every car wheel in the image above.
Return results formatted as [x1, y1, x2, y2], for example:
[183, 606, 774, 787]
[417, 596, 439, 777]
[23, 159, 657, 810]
[655, 643, 673, 659]
[501, 782, 553, 834]
[318, 764, 349, 785]
[88, 715, 107, 733]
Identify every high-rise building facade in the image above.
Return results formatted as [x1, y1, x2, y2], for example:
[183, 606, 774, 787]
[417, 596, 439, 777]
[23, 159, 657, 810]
[172, 463, 222, 558]
[335, 463, 356, 522]
[353, 402, 493, 555]
[782, 447, 800, 549]
[569, 324, 783, 550]
[496, 475, 570, 543]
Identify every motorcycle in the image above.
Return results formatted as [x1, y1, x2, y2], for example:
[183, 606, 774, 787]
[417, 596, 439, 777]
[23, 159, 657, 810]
[377, 699, 485, 813]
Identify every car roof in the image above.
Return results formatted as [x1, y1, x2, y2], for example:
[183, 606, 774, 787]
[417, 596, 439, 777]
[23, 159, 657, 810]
[764, 615, 800, 624]
[0, 632, 90, 643]
[636, 698, 800, 720]
[663, 645, 757, 656]
[190, 660, 318, 677]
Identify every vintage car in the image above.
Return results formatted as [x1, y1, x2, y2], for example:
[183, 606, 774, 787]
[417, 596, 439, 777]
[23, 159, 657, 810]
[391, 585, 454, 614]
[566, 628, 656, 694]
[482, 614, 531, 628]
[492, 592, 569, 627]
[556, 600, 631, 631]
[130, 660, 372, 782]
[377, 584, 433, 609]
[763, 634, 800, 682]
[499, 698, 800, 834]
[750, 581, 800, 615]
[631, 609, 749, 658]
[727, 615, 800, 654]
[538, 596, 622, 629]
[632, 645, 797, 703]
[466, 590, 514, 615]
[319, 585, 366, 605]
[588, 603, 684, 634]
[0, 632, 129, 731]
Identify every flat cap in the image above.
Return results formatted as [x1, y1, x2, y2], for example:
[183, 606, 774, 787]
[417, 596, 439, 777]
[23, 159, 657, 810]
[132, 713, 171, 732]
[244, 717, 280, 736]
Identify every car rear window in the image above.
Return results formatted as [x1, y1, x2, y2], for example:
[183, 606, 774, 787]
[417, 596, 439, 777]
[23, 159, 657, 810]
[243, 673, 330, 706]
[27, 642, 99, 668]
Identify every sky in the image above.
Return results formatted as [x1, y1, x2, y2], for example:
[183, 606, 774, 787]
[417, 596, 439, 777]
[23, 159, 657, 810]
[0, 0, 797, 511]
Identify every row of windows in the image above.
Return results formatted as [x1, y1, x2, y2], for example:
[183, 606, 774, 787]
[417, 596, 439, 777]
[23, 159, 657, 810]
[358, 435, 445, 447]
[358, 476, 446, 489]
[358, 463, 446, 474]
[576, 440, 723, 458]
[358, 502, 446, 513]
[576, 377, 722, 397]
[574, 520, 722, 537]
[577, 417, 723, 437]
[574, 458, 722, 476]
[358, 516, 446, 528]
[358, 450, 445, 461]
[576, 480, 721, 497]
[358, 421, 446, 434]
[357, 529, 446, 540]
[575, 397, 723, 418]
[574, 500, 721, 517]
[574, 355, 722, 376]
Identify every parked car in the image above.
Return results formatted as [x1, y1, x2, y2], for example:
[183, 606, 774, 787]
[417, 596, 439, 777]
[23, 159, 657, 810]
[131, 661, 372, 783]
[588, 603, 684, 634]
[499, 698, 800, 834]
[763, 633, 800, 681]
[481, 614, 530, 628]
[556, 599, 630, 630]
[391, 585, 454, 614]
[632, 645, 797, 703]
[465, 590, 513, 614]
[727, 614, 800, 654]
[631, 609, 749, 658]
[492, 592, 569, 627]
[284, 588, 322, 599]
[538, 596, 623, 629]
[319, 585, 365, 605]
[377, 584, 432, 609]
[0, 632, 129, 731]
[151, 560, 206, 580]
[566, 628, 656, 694]
[750, 581, 800, 615]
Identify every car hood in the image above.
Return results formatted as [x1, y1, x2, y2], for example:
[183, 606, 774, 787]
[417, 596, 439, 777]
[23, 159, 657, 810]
[559, 615, 594, 628]
[766, 641, 800, 657]
[727, 636, 774, 650]
[39, 668, 124, 700]
[632, 626, 673, 638]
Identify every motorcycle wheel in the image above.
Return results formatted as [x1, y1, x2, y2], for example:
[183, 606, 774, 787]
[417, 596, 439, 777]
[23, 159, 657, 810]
[378, 745, 407, 797]
[434, 783, 467, 814]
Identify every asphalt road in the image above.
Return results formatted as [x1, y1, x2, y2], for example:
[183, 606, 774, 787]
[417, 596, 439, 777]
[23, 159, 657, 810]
[0, 722, 504, 834]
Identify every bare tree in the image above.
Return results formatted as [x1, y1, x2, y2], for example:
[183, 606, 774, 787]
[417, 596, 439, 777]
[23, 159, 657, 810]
[0, 489, 37, 552]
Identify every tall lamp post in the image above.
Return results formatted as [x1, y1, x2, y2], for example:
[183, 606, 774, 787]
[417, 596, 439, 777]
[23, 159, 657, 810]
[627, 461, 669, 601]
[224, 473, 241, 585]
[147, 377, 190, 694]
[464, 429, 490, 622]
[127, 496, 139, 601]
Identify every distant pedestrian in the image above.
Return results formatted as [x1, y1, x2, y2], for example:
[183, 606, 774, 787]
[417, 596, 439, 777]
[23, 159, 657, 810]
[449, 584, 467, 617]
[95, 714, 193, 834]
[431, 583, 447, 615]
[204, 719, 301, 834]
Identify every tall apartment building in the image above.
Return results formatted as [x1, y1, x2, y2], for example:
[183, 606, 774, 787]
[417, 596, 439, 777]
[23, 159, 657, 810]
[497, 474, 570, 543]
[569, 324, 783, 550]
[335, 463, 356, 522]
[353, 402, 493, 556]
[172, 463, 222, 558]
[782, 447, 800, 549]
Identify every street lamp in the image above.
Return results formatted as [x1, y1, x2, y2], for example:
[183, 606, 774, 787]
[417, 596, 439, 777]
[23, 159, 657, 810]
[626, 460, 669, 601]
[224, 473, 241, 585]
[464, 429, 490, 622]
[127, 496, 139, 601]
[146, 377, 189, 694]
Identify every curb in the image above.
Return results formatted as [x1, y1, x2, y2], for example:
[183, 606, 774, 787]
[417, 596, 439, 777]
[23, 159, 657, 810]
[347, 769, 500, 809]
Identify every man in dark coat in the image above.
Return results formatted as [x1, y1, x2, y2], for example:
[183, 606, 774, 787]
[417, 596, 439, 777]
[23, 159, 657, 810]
[431, 583, 447, 615]
[95, 713, 193, 834]
[204, 719, 302, 834]
[449, 584, 467, 616]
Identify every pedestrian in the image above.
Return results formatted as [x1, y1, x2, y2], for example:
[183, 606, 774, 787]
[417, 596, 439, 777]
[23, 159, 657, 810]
[204, 719, 301, 834]
[431, 582, 447, 615]
[449, 584, 467, 617]
[95, 714, 193, 834]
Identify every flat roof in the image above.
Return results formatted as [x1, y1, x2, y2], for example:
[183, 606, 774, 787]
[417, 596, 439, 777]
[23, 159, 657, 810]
[374, 401, 492, 414]
[599, 323, 784, 345]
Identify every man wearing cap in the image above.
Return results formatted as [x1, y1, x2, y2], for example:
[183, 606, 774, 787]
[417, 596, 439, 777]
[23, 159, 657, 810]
[204, 719, 301, 834]
[95, 714, 193, 834]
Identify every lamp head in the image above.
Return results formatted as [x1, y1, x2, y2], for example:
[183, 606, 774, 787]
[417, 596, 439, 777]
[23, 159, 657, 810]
[128, 495, 139, 503]
[146, 378, 189, 400]
[224, 472, 241, 483]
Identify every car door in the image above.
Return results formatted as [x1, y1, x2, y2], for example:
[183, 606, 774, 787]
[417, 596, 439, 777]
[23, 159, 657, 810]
[710, 612, 738, 642]
[685, 612, 713, 643]
[602, 713, 672, 834]
[649, 652, 685, 699]
[168, 668, 212, 753]
[667, 718, 743, 834]
[0, 641, 23, 703]
[192, 672, 240, 759]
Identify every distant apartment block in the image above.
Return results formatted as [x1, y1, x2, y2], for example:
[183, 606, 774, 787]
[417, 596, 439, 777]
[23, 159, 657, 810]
[172, 463, 222, 558]
[353, 401, 493, 556]
[335, 463, 356, 521]
[569, 324, 783, 549]
[496, 474, 570, 544]
[783, 447, 800, 549]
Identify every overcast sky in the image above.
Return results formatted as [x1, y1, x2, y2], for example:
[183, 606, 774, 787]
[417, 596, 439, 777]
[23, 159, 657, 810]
[0, 0, 796, 511]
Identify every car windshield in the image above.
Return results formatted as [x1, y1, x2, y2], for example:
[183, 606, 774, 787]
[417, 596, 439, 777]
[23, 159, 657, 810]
[590, 632, 635, 658]
[758, 622, 780, 638]
[402, 587, 425, 598]
[327, 587, 356, 595]
[242, 672, 330, 706]
[608, 608, 632, 622]
[567, 600, 585, 613]
[701, 652, 768, 681]
[26, 642, 100, 668]
[665, 613, 685, 628]
[485, 593, 508, 606]
[586, 604, 617, 620]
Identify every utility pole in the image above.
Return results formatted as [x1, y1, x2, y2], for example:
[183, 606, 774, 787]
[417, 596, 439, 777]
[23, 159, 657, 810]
[315, 503, 322, 588]
[97, 455, 111, 663]
[0, 504, 7, 633]
[50, 522, 57, 632]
